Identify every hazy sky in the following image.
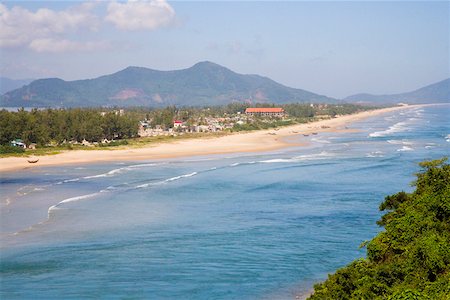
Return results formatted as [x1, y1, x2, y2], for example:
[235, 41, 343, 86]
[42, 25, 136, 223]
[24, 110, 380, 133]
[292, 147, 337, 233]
[1, 1, 448, 98]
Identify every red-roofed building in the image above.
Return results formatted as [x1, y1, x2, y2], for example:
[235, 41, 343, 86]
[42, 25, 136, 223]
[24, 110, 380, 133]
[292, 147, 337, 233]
[245, 107, 285, 117]
[173, 120, 184, 128]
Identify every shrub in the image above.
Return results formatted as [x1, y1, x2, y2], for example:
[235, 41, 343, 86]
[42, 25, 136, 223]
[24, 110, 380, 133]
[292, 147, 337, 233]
[0, 145, 25, 154]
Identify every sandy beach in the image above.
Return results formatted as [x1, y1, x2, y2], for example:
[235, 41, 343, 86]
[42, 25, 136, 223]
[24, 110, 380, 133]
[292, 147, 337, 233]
[0, 105, 424, 173]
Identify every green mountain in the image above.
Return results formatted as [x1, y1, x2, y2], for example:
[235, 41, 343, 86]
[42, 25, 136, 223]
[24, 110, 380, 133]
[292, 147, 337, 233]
[0, 62, 334, 107]
[344, 78, 450, 104]
[0, 77, 34, 95]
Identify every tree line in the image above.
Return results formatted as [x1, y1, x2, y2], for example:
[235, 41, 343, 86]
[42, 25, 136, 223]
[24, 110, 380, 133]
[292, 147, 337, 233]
[0, 108, 139, 146]
[132, 103, 375, 128]
[1, 103, 374, 147]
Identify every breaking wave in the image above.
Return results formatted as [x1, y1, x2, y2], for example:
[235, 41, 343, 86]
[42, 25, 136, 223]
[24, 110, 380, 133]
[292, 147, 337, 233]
[366, 151, 384, 158]
[56, 163, 160, 184]
[136, 172, 198, 189]
[369, 121, 410, 138]
[397, 146, 414, 152]
[387, 139, 413, 146]
[259, 151, 335, 163]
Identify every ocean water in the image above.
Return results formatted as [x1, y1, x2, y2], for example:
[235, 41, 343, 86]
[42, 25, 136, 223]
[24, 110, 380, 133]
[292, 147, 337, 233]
[1, 104, 449, 299]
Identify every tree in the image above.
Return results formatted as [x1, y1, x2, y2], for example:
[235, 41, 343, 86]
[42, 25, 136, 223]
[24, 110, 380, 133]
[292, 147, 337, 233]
[309, 158, 450, 300]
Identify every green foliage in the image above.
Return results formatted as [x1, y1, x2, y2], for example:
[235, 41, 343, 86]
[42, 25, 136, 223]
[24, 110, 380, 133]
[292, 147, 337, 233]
[309, 158, 450, 300]
[0, 108, 139, 146]
[0, 145, 25, 154]
[0, 62, 335, 107]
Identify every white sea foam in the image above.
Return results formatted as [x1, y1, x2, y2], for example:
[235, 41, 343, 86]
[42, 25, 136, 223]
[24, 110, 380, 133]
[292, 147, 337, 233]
[56, 178, 80, 184]
[48, 192, 102, 214]
[387, 139, 413, 145]
[446, 134, 450, 142]
[259, 151, 334, 163]
[425, 143, 437, 149]
[369, 121, 410, 138]
[366, 151, 384, 158]
[311, 137, 331, 144]
[259, 158, 292, 163]
[57, 163, 160, 183]
[136, 172, 198, 189]
[165, 172, 197, 182]
[83, 167, 125, 179]
[397, 146, 414, 152]
[229, 161, 257, 167]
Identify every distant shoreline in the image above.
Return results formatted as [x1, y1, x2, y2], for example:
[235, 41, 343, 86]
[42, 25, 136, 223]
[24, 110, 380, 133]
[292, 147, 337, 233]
[0, 104, 429, 173]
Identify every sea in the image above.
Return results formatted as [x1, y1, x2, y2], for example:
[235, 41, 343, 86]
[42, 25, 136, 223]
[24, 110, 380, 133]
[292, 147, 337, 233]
[1, 104, 449, 299]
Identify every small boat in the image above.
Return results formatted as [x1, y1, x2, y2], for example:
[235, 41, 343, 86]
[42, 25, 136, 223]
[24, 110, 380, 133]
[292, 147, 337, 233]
[27, 158, 39, 163]
[312, 132, 318, 135]
[303, 134, 309, 137]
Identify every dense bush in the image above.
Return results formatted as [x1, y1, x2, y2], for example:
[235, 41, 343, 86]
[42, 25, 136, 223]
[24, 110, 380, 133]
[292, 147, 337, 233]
[309, 158, 450, 299]
[0, 145, 25, 154]
[0, 108, 139, 146]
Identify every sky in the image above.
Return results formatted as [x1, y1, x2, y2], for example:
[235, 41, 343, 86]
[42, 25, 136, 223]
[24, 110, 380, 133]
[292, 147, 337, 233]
[0, 0, 448, 99]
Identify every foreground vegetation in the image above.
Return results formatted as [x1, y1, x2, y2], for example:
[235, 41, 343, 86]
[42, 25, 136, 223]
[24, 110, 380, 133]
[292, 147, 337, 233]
[309, 158, 450, 299]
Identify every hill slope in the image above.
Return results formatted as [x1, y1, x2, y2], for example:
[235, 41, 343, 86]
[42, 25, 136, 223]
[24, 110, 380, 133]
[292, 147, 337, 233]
[0, 62, 334, 107]
[345, 78, 450, 104]
[0, 77, 34, 95]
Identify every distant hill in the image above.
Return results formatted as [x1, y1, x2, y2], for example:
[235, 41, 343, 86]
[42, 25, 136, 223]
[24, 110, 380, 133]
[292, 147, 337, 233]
[345, 78, 450, 104]
[0, 62, 334, 107]
[0, 77, 34, 95]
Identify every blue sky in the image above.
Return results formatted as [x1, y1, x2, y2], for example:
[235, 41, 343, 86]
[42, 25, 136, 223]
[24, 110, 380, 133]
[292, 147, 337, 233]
[0, 1, 448, 98]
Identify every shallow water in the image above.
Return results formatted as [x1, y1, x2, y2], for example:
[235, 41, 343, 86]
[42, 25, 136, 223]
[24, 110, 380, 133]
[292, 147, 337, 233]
[1, 104, 449, 299]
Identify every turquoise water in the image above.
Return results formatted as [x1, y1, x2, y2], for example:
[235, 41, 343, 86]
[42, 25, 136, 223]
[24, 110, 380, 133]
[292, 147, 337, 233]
[1, 104, 449, 299]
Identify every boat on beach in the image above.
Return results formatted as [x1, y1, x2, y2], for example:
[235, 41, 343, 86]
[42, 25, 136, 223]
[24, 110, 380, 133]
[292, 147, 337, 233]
[27, 157, 39, 163]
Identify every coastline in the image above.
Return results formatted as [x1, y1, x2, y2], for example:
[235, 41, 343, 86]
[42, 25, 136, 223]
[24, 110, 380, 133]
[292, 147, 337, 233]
[0, 105, 425, 173]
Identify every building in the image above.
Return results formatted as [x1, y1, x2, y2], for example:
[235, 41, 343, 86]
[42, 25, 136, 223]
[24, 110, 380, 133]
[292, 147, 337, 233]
[245, 107, 285, 117]
[173, 120, 183, 128]
[10, 139, 26, 148]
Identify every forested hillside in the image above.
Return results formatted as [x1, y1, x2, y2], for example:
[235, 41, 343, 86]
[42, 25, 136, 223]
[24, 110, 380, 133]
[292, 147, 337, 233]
[0, 62, 334, 107]
[309, 158, 450, 299]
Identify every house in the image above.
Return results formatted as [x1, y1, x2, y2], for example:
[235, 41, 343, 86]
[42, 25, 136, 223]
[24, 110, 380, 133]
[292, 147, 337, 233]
[244, 107, 285, 117]
[173, 120, 184, 128]
[81, 139, 93, 147]
[10, 139, 26, 148]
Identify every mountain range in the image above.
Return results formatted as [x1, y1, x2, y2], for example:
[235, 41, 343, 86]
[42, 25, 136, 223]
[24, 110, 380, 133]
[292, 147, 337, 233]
[1, 62, 448, 107]
[0, 62, 333, 107]
[0, 77, 34, 95]
[344, 78, 450, 104]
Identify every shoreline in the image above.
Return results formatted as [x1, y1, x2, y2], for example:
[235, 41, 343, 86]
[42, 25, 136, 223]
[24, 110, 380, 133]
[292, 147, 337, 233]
[0, 105, 426, 173]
